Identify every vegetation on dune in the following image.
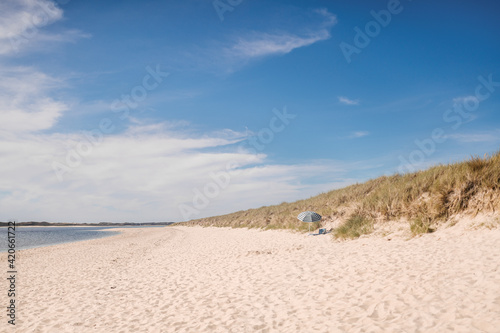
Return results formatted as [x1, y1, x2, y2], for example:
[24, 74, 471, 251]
[409, 217, 434, 236]
[180, 151, 500, 237]
[333, 215, 374, 239]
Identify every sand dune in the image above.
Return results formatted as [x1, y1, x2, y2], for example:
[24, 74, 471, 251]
[2, 224, 500, 332]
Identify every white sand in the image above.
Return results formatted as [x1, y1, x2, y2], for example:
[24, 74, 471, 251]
[2, 224, 500, 332]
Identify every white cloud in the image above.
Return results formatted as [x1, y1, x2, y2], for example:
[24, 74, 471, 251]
[227, 8, 336, 60]
[36, 29, 90, 43]
[0, 66, 67, 133]
[314, 8, 337, 26]
[338, 96, 359, 105]
[0, 0, 88, 55]
[0, 0, 62, 38]
[0, 5, 355, 223]
[447, 131, 500, 143]
[192, 8, 336, 73]
[0, 124, 354, 222]
[349, 131, 369, 138]
[0, 65, 355, 222]
[228, 31, 330, 59]
[0, 65, 363, 222]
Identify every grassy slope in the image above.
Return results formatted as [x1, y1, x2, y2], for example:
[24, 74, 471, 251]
[180, 152, 500, 233]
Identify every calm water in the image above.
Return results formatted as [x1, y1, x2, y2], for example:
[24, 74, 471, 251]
[0, 226, 124, 252]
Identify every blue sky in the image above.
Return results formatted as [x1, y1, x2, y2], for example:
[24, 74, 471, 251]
[1, 0, 499, 222]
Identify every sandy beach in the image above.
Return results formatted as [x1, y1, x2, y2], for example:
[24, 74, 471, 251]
[2, 224, 500, 333]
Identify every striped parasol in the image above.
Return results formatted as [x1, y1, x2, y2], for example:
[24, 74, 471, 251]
[297, 211, 322, 233]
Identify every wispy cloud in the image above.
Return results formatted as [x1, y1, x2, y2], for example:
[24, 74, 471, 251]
[447, 131, 500, 143]
[227, 9, 335, 61]
[338, 96, 359, 105]
[349, 131, 369, 138]
[191, 8, 336, 73]
[0, 63, 356, 222]
[0, 121, 353, 222]
[0, 60, 357, 223]
[227, 31, 329, 59]
[0, 0, 89, 55]
[0, 4, 372, 223]
[313, 8, 337, 26]
[0, 66, 67, 133]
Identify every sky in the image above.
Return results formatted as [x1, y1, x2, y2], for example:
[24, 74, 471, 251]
[1, 0, 499, 223]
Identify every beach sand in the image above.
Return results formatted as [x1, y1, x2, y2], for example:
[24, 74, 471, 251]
[2, 223, 500, 332]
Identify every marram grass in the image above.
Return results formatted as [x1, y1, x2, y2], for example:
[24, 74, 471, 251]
[333, 215, 374, 239]
[180, 151, 500, 234]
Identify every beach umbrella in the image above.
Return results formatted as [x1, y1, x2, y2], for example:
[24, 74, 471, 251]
[297, 211, 322, 234]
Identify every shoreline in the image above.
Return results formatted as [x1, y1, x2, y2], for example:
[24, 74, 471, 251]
[0, 225, 167, 253]
[1, 224, 499, 332]
[0, 226, 126, 253]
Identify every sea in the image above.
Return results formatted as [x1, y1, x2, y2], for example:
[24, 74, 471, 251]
[0, 226, 159, 252]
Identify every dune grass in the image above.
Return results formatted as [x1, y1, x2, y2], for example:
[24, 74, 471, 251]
[180, 151, 500, 233]
[333, 215, 374, 239]
[409, 217, 434, 236]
